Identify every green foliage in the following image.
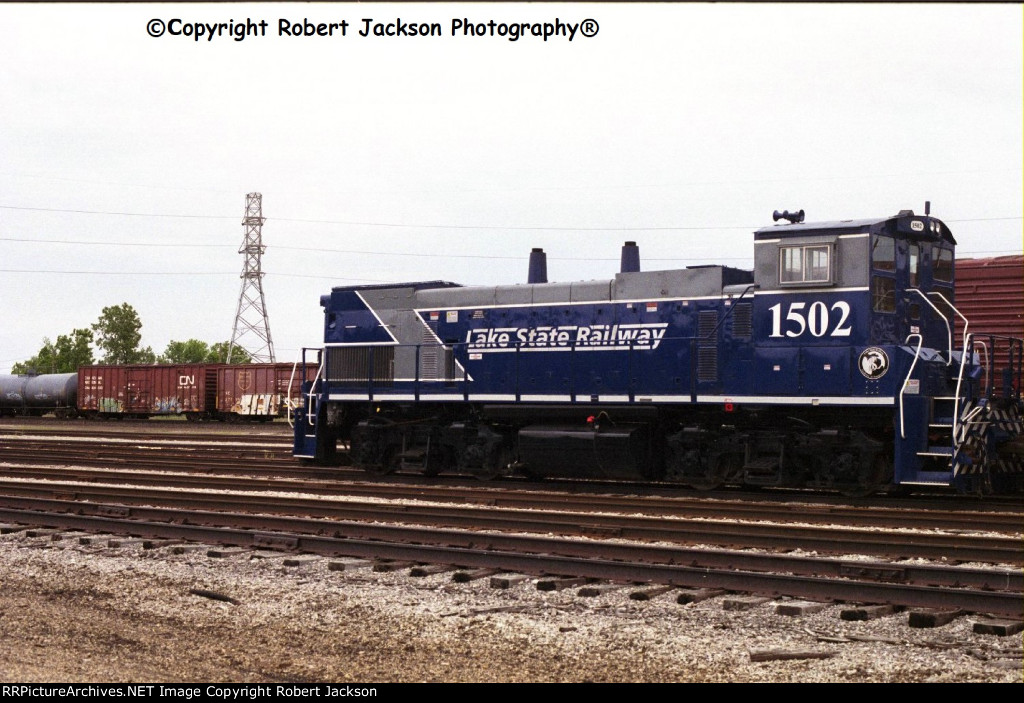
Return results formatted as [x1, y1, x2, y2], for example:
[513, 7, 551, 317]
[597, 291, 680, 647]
[212, 341, 253, 364]
[160, 339, 212, 364]
[12, 328, 94, 374]
[159, 340, 253, 364]
[14, 303, 248, 373]
[91, 303, 154, 364]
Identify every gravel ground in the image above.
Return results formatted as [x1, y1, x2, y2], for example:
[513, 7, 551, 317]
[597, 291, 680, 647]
[0, 532, 1020, 683]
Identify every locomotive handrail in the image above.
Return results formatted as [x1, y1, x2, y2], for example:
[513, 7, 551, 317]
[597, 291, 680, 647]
[927, 290, 969, 335]
[952, 332, 978, 442]
[286, 351, 302, 428]
[928, 290, 970, 369]
[700, 284, 757, 340]
[909, 289, 953, 365]
[308, 353, 325, 427]
[285, 347, 324, 429]
[963, 332, 1023, 400]
[973, 337, 990, 400]
[899, 333, 923, 439]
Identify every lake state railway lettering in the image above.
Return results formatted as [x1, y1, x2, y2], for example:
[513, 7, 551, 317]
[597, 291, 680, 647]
[466, 323, 669, 352]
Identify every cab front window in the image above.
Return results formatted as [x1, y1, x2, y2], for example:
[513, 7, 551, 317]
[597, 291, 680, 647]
[909, 243, 920, 287]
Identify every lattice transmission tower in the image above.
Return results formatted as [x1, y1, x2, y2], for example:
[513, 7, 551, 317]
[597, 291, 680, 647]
[227, 192, 275, 363]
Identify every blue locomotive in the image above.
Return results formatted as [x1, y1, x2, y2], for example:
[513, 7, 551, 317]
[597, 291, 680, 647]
[292, 207, 1024, 495]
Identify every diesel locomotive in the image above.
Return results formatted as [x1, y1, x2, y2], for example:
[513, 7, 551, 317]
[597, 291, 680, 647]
[288, 206, 1022, 494]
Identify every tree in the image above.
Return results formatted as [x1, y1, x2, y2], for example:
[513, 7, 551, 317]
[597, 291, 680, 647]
[159, 339, 253, 364]
[209, 341, 252, 364]
[12, 328, 94, 374]
[91, 303, 154, 364]
[159, 339, 212, 364]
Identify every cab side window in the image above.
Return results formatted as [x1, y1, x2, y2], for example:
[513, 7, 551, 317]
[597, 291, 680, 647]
[779, 244, 831, 284]
[872, 235, 896, 313]
[872, 236, 895, 271]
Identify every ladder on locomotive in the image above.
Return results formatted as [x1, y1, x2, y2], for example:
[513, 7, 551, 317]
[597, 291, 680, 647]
[902, 289, 1023, 476]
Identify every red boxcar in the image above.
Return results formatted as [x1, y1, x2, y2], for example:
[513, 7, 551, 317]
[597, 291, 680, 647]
[216, 363, 312, 420]
[78, 364, 214, 417]
[956, 255, 1023, 395]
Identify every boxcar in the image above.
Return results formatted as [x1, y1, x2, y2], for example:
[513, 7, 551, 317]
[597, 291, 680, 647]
[216, 362, 312, 420]
[78, 364, 213, 418]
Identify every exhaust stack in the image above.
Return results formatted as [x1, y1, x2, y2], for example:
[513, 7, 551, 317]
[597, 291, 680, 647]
[527, 248, 548, 284]
[620, 241, 640, 273]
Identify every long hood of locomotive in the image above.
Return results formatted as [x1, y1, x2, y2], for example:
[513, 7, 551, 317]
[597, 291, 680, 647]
[319, 269, 944, 406]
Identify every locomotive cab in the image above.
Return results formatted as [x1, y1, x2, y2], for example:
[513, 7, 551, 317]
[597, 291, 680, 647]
[751, 209, 1021, 493]
[753, 209, 956, 351]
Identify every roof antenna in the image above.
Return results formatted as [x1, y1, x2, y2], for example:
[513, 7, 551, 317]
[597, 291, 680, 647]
[925, 201, 931, 216]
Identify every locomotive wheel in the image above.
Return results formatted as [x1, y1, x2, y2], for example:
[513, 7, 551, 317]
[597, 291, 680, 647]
[473, 445, 513, 481]
[420, 447, 445, 477]
[688, 453, 741, 491]
[363, 445, 399, 476]
[838, 454, 890, 498]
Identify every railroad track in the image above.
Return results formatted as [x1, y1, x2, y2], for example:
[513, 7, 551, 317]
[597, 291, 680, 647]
[4, 422, 1023, 513]
[0, 478, 1020, 564]
[2, 423, 1022, 619]
[0, 462, 1020, 534]
[0, 474, 1020, 561]
[0, 498, 1020, 618]
[0, 420, 292, 443]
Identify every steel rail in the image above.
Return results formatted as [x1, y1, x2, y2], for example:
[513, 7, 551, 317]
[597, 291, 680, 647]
[0, 481, 1019, 566]
[0, 463, 1019, 533]
[0, 503, 1019, 617]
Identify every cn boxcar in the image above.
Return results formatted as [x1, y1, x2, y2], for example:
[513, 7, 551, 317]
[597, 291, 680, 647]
[78, 364, 213, 418]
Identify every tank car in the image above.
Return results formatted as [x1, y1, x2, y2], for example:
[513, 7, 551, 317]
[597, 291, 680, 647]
[0, 373, 78, 417]
[291, 207, 1024, 494]
[0, 374, 28, 416]
[24, 373, 78, 417]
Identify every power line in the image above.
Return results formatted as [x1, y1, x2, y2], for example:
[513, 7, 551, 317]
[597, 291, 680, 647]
[0, 204, 236, 220]
[0, 236, 229, 248]
[4, 204, 1019, 231]
[0, 268, 394, 283]
[1, 234, 1018, 264]
[0, 269, 233, 276]
[3, 167, 1019, 196]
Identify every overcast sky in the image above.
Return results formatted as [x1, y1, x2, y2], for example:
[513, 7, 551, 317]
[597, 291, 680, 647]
[1, 3, 1021, 373]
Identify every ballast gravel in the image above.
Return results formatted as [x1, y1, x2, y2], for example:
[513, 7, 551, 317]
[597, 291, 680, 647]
[0, 534, 1020, 683]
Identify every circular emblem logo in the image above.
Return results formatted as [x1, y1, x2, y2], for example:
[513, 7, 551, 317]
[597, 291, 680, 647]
[858, 347, 889, 380]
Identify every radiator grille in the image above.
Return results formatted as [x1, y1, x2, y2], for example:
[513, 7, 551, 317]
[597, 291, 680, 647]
[732, 303, 753, 339]
[326, 346, 394, 385]
[697, 310, 718, 382]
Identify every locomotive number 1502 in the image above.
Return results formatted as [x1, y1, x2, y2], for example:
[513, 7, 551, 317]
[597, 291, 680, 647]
[768, 301, 852, 338]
